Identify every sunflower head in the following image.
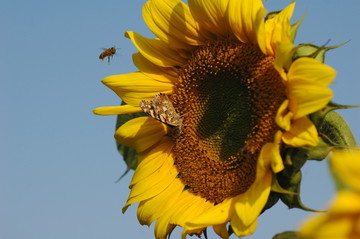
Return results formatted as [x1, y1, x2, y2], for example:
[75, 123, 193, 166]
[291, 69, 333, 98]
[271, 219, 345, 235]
[94, 0, 339, 238]
[170, 39, 287, 204]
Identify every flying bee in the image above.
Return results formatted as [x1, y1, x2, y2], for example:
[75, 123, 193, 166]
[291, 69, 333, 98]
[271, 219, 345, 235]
[99, 47, 119, 64]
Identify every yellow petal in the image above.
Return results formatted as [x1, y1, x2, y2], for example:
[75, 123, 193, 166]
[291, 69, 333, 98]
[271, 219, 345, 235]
[128, 143, 176, 202]
[282, 116, 319, 147]
[275, 100, 293, 131]
[127, 164, 178, 206]
[287, 57, 336, 119]
[93, 105, 142, 116]
[185, 197, 236, 229]
[330, 150, 360, 191]
[115, 116, 168, 152]
[132, 53, 178, 84]
[228, 0, 266, 45]
[188, 0, 230, 36]
[136, 178, 184, 225]
[143, 0, 205, 49]
[330, 190, 360, 213]
[231, 215, 258, 237]
[170, 191, 213, 226]
[274, 41, 294, 79]
[101, 72, 173, 106]
[264, 2, 295, 55]
[254, 7, 267, 54]
[130, 138, 174, 186]
[213, 223, 229, 239]
[269, 133, 285, 173]
[299, 191, 360, 239]
[181, 228, 204, 239]
[125, 31, 186, 67]
[299, 212, 354, 239]
[155, 220, 176, 239]
[234, 145, 273, 227]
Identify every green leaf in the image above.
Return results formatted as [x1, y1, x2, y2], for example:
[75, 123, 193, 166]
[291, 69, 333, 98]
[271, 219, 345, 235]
[273, 231, 303, 239]
[115, 144, 138, 182]
[115, 102, 146, 180]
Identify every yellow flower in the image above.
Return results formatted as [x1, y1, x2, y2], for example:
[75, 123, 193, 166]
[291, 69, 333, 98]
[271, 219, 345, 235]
[330, 150, 360, 191]
[299, 191, 360, 239]
[299, 150, 360, 239]
[94, 0, 336, 238]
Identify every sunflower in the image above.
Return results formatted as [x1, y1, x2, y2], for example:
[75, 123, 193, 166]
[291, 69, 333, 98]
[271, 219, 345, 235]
[329, 150, 360, 192]
[94, 0, 336, 238]
[299, 191, 360, 239]
[299, 150, 360, 239]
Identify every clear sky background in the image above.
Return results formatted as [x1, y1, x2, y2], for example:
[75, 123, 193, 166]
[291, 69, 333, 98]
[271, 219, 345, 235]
[1, 0, 359, 238]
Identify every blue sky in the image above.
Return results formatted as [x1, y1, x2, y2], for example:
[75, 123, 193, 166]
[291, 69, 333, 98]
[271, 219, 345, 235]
[1, 0, 359, 238]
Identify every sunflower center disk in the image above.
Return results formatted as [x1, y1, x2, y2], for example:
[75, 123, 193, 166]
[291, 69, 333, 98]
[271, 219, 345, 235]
[171, 40, 286, 204]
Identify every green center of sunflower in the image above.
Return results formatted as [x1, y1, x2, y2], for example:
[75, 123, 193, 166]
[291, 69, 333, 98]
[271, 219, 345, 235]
[171, 39, 286, 204]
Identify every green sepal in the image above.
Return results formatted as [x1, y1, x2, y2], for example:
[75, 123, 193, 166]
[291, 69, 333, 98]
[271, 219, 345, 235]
[262, 175, 296, 212]
[276, 148, 322, 212]
[279, 171, 323, 212]
[273, 231, 303, 239]
[264, 147, 307, 212]
[327, 101, 360, 111]
[264, 147, 306, 212]
[304, 138, 332, 161]
[115, 102, 147, 181]
[262, 175, 297, 213]
[290, 12, 306, 43]
[271, 174, 297, 195]
[262, 191, 280, 212]
[227, 224, 234, 237]
[310, 108, 357, 148]
[308, 101, 359, 191]
[312, 109, 358, 191]
[202, 228, 208, 239]
[310, 101, 360, 126]
[293, 41, 348, 63]
[265, 10, 281, 21]
[282, 147, 308, 174]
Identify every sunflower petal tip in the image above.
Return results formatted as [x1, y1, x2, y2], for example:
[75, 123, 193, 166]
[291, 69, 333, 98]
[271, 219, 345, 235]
[124, 31, 131, 38]
[122, 204, 130, 214]
[93, 108, 102, 115]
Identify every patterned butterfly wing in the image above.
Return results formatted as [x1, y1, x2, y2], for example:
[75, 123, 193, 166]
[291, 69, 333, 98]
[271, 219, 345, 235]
[140, 93, 182, 127]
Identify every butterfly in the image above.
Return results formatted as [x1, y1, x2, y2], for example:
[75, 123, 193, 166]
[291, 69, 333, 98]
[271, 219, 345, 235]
[140, 93, 183, 129]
